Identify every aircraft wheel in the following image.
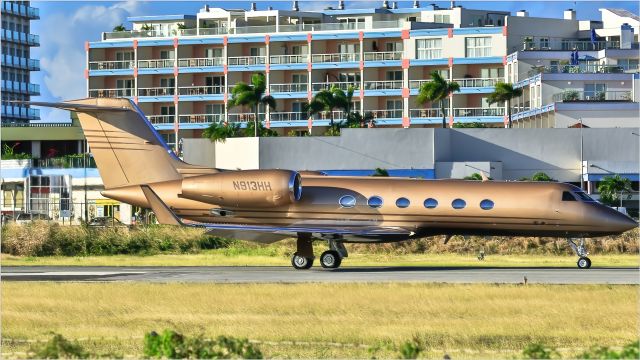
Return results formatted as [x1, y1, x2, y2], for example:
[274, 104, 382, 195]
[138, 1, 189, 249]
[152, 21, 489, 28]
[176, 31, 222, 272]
[577, 257, 591, 269]
[291, 253, 314, 270]
[320, 250, 342, 269]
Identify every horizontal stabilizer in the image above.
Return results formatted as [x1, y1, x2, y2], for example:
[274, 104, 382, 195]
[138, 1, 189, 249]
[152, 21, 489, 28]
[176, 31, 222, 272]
[140, 185, 183, 226]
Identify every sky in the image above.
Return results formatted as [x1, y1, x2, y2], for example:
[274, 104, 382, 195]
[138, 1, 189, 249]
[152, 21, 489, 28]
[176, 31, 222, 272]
[30, 0, 640, 122]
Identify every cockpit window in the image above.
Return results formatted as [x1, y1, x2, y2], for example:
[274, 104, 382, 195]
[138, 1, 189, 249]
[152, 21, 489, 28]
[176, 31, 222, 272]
[574, 191, 596, 202]
[562, 191, 577, 201]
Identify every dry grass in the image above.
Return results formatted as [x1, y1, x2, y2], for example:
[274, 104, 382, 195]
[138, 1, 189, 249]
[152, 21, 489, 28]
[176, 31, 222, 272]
[2, 282, 637, 358]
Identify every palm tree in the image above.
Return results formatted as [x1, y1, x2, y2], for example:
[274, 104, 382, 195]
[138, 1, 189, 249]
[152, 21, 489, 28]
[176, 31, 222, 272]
[416, 71, 460, 129]
[112, 24, 126, 32]
[202, 122, 241, 143]
[372, 168, 390, 177]
[464, 173, 483, 181]
[597, 175, 632, 207]
[305, 85, 351, 131]
[228, 73, 276, 137]
[244, 121, 278, 138]
[487, 82, 523, 128]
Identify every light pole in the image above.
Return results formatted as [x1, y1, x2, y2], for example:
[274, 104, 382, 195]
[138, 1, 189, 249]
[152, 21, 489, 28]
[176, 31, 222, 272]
[579, 117, 584, 190]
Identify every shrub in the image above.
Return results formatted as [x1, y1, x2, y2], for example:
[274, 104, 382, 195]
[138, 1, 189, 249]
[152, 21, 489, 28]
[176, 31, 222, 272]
[577, 341, 639, 359]
[522, 343, 559, 359]
[144, 329, 262, 359]
[398, 337, 423, 359]
[29, 333, 88, 359]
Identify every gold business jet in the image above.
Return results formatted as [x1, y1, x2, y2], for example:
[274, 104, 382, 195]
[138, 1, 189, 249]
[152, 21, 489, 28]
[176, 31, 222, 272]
[27, 99, 637, 270]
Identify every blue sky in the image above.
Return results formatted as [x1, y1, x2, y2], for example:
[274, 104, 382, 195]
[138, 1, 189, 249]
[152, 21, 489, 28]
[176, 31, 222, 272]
[31, 0, 639, 122]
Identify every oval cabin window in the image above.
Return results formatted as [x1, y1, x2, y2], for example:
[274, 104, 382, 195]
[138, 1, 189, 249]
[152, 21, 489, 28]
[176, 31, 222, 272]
[480, 199, 494, 210]
[451, 199, 466, 209]
[339, 195, 356, 208]
[424, 198, 438, 209]
[367, 196, 383, 208]
[396, 197, 410, 208]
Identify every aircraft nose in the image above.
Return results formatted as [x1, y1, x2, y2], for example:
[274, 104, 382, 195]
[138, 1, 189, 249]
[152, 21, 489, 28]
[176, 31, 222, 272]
[597, 206, 638, 233]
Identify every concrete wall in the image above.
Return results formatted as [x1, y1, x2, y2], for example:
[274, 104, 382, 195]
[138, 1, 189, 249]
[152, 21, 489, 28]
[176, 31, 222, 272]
[182, 128, 640, 182]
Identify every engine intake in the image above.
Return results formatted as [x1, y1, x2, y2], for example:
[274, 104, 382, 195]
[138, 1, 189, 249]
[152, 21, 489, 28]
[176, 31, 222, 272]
[180, 169, 302, 208]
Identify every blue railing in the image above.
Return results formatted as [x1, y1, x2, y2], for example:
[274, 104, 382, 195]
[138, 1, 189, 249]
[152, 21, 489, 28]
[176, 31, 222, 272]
[2, 2, 39, 19]
[1, 80, 40, 95]
[1, 105, 40, 120]
[1, 55, 40, 70]
[1, 30, 40, 46]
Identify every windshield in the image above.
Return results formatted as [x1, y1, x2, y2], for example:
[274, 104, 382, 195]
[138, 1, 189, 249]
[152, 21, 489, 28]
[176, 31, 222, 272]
[574, 191, 596, 202]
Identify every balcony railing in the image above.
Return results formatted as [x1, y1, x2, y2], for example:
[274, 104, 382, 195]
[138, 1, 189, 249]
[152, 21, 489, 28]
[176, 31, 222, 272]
[1, 105, 40, 120]
[270, 83, 308, 93]
[410, 108, 448, 118]
[311, 82, 360, 91]
[453, 107, 504, 117]
[552, 90, 633, 102]
[363, 80, 402, 90]
[177, 57, 223, 67]
[2, 2, 39, 19]
[147, 115, 174, 124]
[138, 87, 175, 97]
[363, 51, 403, 61]
[369, 109, 403, 118]
[228, 113, 266, 123]
[1, 55, 40, 70]
[452, 78, 501, 88]
[269, 54, 308, 64]
[311, 53, 360, 63]
[138, 59, 173, 69]
[32, 156, 97, 169]
[179, 114, 224, 124]
[526, 64, 627, 77]
[199, 28, 228, 36]
[520, 36, 638, 51]
[315, 111, 345, 120]
[1, 30, 40, 46]
[1, 81, 40, 95]
[227, 56, 266, 66]
[88, 88, 133, 98]
[270, 112, 307, 122]
[89, 60, 135, 70]
[178, 86, 225, 95]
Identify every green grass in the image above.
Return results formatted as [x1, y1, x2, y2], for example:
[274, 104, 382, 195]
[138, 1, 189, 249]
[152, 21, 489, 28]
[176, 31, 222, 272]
[2, 282, 637, 359]
[2, 251, 638, 267]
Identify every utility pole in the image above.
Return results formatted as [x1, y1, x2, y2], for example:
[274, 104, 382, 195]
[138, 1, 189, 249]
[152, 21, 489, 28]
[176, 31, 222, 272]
[579, 117, 584, 191]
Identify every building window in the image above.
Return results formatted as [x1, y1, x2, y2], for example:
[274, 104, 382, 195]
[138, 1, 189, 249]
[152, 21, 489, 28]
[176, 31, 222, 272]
[386, 42, 403, 52]
[465, 37, 492, 58]
[416, 38, 442, 59]
[386, 99, 403, 118]
[250, 47, 266, 57]
[396, 197, 410, 208]
[424, 198, 438, 209]
[386, 71, 402, 81]
[338, 72, 361, 83]
[434, 14, 451, 23]
[292, 74, 308, 84]
[451, 198, 466, 209]
[584, 83, 606, 100]
[479, 199, 494, 210]
[160, 106, 175, 116]
[115, 51, 134, 61]
[480, 67, 504, 79]
[205, 104, 224, 115]
[617, 58, 639, 71]
[339, 195, 356, 208]
[367, 196, 383, 208]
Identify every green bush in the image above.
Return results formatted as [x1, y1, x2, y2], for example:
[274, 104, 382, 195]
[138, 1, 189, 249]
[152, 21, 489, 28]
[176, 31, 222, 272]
[29, 333, 88, 359]
[577, 341, 639, 359]
[522, 343, 559, 359]
[144, 329, 262, 359]
[398, 337, 423, 359]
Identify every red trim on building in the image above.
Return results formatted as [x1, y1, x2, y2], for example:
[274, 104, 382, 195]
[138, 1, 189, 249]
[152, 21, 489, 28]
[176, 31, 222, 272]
[402, 116, 410, 128]
[133, 96, 138, 104]
[173, 95, 179, 104]
[133, 68, 138, 77]
[359, 90, 364, 99]
[223, 65, 228, 74]
[448, 57, 453, 67]
[84, 41, 90, 51]
[223, 93, 228, 103]
[265, 34, 270, 44]
[447, 28, 453, 38]
[307, 117, 313, 129]
[265, 120, 271, 129]
[84, 69, 88, 79]
[173, 67, 179, 77]
[174, 121, 179, 133]
[402, 87, 410, 98]
[223, 36, 228, 45]
[502, 26, 507, 37]
[133, 39, 138, 49]
[502, 55, 508, 66]
[401, 58, 410, 69]
[503, 115, 509, 125]
[173, 38, 179, 48]
[358, 31, 364, 41]
[401, 29, 410, 40]
[265, 63, 270, 73]
[307, 33, 312, 43]
[359, 60, 364, 70]
[307, 90, 312, 101]
[448, 115, 454, 127]
[307, 62, 312, 72]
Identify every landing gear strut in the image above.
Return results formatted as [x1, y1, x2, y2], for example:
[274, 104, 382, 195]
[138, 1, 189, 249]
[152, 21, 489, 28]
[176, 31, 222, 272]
[566, 238, 591, 269]
[291, 233, 314, 270]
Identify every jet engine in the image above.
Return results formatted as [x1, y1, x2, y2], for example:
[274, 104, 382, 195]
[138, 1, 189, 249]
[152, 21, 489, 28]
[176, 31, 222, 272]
[180, 169, 302, 208]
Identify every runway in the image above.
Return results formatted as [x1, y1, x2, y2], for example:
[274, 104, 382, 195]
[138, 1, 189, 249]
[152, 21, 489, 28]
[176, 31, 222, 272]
[2, 266, 638, 284]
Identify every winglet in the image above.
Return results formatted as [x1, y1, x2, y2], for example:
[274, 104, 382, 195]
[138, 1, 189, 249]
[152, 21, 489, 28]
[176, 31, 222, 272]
[140, 185, 183, 226]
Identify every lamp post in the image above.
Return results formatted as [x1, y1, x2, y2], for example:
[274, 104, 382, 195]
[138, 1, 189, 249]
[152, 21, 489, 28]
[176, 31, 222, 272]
[579, 117, 584, 190]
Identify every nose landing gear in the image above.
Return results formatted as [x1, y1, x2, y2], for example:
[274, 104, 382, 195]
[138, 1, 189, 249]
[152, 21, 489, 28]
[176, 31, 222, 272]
[566, 238, 591, 269]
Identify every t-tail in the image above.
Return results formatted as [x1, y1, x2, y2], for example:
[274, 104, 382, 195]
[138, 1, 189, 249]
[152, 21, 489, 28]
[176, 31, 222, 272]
[23, 98, 215, 189]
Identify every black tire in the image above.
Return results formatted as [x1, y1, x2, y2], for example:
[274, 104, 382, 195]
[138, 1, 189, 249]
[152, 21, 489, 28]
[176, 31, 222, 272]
[291, 253, 314, 270]
[320, 250, 342, 269]
[577, 257, 591, 269]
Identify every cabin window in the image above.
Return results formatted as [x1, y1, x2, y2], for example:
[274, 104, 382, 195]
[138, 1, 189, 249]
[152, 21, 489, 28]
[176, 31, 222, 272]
[480, 199, 494, 210]
[562, 191, 577, 201]
[574, 191, 595, 202]
[367, 196, 383, 208]
[396, 197, 410, 208]
[424, 198, 438, 209]
[452, 199, 466, 209]
[339, 195, 356, 208]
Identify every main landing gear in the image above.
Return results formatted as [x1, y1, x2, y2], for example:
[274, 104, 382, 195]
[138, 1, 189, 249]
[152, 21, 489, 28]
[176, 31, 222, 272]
[566, 238, 591, 269]
[291, 234, 348, 270]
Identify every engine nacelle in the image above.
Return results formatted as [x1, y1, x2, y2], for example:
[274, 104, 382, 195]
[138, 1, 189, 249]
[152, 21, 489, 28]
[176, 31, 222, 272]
[180, 169, 302, 208]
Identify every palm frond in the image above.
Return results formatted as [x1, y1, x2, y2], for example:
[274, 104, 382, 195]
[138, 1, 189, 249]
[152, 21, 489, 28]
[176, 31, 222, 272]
[251, 73, 267, 95]
[261, 95, 276, 110]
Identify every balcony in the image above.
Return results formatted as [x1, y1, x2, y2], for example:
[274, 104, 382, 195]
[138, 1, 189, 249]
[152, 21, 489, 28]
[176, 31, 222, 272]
[363, 80, 402, 90]
[270, 112, 307, 122]
[410, 78, 500, 89]
[269, 54, 308, 65]
[410, 108, 448, 118]
[270, 83, 308, 93]
[1, 30, 40, 46]
[89, 60, 135, 70]
[138, 59, 173, 69]
[177, 57, 223, 67]
[31, 156, 96, 169]
[227, 56, 266, 66]
[521, 36, 639, 51]
[228, 113, 266, 123]
[1, 55, 39, 70]
[179, 114, 224, 124]
[363, 51, 403, 61]
[88, 88, 134, 98]
[148, 115, 174, 125]
[1, 105, 40, 120]
[369, 109, 403, 119]
[526, 64, 628, 77]
[1, 81, 40, 95]
[552, 90, 633, 102]
[311, 82, 360, 91]
[178, 85, 225, 95]
[410, 107, 504, 118]
[138, 87, 175, 97]
[2, 2, 39, 19]
[311, 53, 360, 63]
